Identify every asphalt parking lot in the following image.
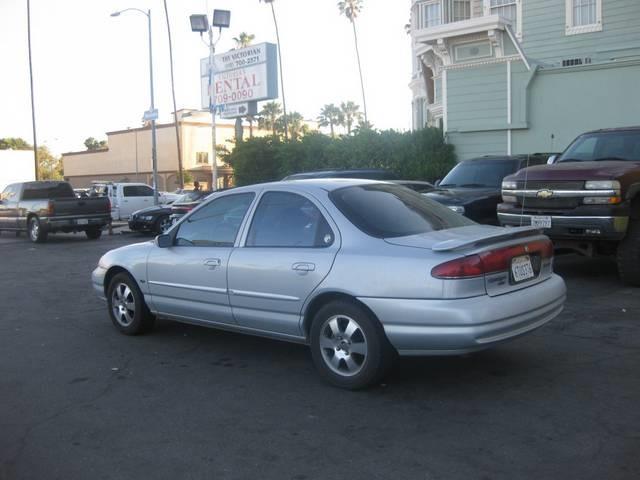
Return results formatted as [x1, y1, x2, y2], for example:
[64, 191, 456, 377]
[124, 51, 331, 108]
[1, 230, 639, 480]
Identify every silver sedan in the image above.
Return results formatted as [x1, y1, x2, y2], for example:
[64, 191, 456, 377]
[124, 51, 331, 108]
[92, 179, 566, 389]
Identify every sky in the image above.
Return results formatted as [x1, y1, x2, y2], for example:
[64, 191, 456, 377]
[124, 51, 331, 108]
[0, 0, 412, 155]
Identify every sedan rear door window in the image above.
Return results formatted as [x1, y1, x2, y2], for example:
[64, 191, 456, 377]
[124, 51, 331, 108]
[246, 192, 334, 248]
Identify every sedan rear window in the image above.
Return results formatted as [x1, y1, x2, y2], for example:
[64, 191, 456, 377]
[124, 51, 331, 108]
[329, 184, 474, 238]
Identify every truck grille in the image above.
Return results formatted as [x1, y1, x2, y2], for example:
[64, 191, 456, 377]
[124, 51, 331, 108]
[515, 181, 585, 190]
[517, 197, 582, 209]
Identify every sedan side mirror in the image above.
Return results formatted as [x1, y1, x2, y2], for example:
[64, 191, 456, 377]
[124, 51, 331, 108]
[435, 179, 441, 187]
[156, 234, 172, 248]
[547, 155, 558, 165]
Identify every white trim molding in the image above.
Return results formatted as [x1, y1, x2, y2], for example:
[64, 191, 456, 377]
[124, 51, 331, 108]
[565, 0, 603, 36]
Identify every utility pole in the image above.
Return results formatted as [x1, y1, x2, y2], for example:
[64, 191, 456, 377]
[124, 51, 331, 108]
[208, 26, 218, 191]
[27, 0, 38, 179]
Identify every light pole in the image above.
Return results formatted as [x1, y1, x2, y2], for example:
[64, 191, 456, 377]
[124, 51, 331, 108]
[190, 10, 231, 192]
[26, 0, 38, 179]
[111, 8, 159, 205]
[261, 0, 289, 141]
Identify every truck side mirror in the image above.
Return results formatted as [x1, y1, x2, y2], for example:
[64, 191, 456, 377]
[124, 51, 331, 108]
[156, 234, 172, 248]
[547, 155, 558, 165]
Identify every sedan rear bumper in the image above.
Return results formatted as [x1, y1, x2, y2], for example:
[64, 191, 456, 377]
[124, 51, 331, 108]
[358, 274, 566, 356]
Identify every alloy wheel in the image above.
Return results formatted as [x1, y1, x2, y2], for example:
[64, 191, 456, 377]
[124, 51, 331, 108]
[319, 314, 368, 377]
[111, 283, 136, 327]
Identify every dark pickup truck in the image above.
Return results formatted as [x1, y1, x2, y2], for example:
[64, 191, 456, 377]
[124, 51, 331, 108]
[0, 181, 111, 243]
[498, 127, 640, 285]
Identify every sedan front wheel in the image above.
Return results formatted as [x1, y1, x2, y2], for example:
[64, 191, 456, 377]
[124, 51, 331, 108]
[107, 273, 155, 335]
[310, 300, 395, 389]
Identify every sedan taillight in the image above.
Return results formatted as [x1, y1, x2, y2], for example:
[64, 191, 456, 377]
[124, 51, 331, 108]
[431, 239, 553, 279]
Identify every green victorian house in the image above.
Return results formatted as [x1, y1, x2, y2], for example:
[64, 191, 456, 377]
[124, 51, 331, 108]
[410, 0, 640, 159]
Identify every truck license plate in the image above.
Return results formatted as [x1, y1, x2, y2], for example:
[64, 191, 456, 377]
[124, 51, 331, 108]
[511, 255, 535, 283]
[531, 216, 552, 229]
[76, 219, 89, 225]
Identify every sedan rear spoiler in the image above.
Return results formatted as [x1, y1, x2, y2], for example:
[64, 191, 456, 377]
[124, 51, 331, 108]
[432, 226, 541, 252]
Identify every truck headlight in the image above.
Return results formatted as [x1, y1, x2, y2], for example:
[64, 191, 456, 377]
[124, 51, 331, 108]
[448, 205, 465, 214]
[585, 180, 621, 192]
[502, 180, 517, 190]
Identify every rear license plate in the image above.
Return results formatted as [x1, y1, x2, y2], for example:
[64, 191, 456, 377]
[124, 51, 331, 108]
[76, 219, 89, 225]
[511, 255, 535, 283]
[531, 215, 552, 229]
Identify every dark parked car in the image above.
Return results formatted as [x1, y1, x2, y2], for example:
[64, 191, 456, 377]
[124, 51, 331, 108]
[129, 191, 211, 234]
[0, 181, 111, 242]
[498, 126, 640, 285]
[426, 155, 550, 224]
[169, 191, 214, 226]
[283, 169, 398, 181]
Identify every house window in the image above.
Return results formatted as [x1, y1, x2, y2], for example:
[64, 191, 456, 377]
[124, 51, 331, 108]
[454, 41, 493, 62]
[485, 0, 521, 36]
[565, 0, 602, 35]
[452, 1, 472, 22]
[416, 0, 442, 29]
[196, 152, 209, 164]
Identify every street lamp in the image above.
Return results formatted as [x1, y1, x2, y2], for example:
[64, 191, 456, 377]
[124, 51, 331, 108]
[111, 8, 160, 205]
[190, 10, 231, 191]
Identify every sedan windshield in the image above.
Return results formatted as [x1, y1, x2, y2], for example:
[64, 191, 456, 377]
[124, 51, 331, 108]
[329, 184, 474, 238]
[559, 131, 640, 162]
[439, 160, 517, 188]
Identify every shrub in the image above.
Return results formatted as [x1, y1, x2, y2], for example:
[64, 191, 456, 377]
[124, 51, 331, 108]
[225, 128, 455, 186]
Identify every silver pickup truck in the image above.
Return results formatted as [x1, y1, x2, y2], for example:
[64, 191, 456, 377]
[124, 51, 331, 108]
[0, 181, 111, 243]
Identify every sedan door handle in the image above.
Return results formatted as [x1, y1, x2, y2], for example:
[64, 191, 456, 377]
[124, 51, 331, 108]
[292, 262, 315, 272]
[204, 258, 222, 269]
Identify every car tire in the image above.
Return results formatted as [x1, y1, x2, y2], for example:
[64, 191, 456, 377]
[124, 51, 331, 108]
[310, 300, 395, 390]
[154, 215, 171, 234]
[617, 218, 640, 286]
[107, 273, 155, 335]
[85, 227, 102, 240]
[28, 216, 48, 243]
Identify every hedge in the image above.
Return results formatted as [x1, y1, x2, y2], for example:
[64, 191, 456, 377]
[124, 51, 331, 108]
[224, 128, 456, 186]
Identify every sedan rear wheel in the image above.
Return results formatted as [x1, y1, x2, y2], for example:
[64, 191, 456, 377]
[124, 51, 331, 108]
[107, 273, 155, 335]
[310, 300, 395, 389]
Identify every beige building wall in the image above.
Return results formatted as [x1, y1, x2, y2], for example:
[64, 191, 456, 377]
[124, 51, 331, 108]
[62, 110, 268, 190]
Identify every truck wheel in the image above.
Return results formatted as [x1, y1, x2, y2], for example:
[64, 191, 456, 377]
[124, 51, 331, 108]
[28, 216, 48, 243]
[309, 300, 395, 390]
[107, 273, 155, 335]
[85, 227, 102, 240]
[617, 219, 640, 286]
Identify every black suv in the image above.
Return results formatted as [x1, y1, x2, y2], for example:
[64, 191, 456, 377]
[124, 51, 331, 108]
[425, 155, 551, 224]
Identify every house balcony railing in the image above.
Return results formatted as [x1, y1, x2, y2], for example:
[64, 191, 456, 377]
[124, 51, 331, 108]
[412, 0, 472, 30]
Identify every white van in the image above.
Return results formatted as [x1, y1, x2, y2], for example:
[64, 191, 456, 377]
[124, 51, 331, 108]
[89, 182, 156, 221]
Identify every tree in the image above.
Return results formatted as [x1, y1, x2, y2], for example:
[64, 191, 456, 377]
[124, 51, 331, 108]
[338, 0, 368, 124]
[233, 32, 256, 49]
[84, 137, 107, 150]
[258, 101, 283, 138]
[277, 112, 306, 141]
[317, 104, 344, 138]
[341, 101, 363, 135]
[0, 137, 32, 150]
[37, 146, 63, 180]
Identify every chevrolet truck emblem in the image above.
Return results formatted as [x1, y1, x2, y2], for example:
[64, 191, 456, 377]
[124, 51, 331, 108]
[537, 189, 554, 199]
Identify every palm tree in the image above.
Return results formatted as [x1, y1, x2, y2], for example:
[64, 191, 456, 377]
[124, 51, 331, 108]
[233, 32, 256, 49]
[258, 101, 283, 138]
[341, 101, 362, 135]
[338, 0, 368, 124]
[260, 0, 289, 140]
[277, 112, 305, 140]
[247, 115, 256, 138]
[317, 104, 344, 138]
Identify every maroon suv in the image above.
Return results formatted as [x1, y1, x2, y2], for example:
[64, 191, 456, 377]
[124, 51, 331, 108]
[498, 127, 640, 285]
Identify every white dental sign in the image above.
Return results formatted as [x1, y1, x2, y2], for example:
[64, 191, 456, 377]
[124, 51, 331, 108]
[201, 42, 278, 112]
